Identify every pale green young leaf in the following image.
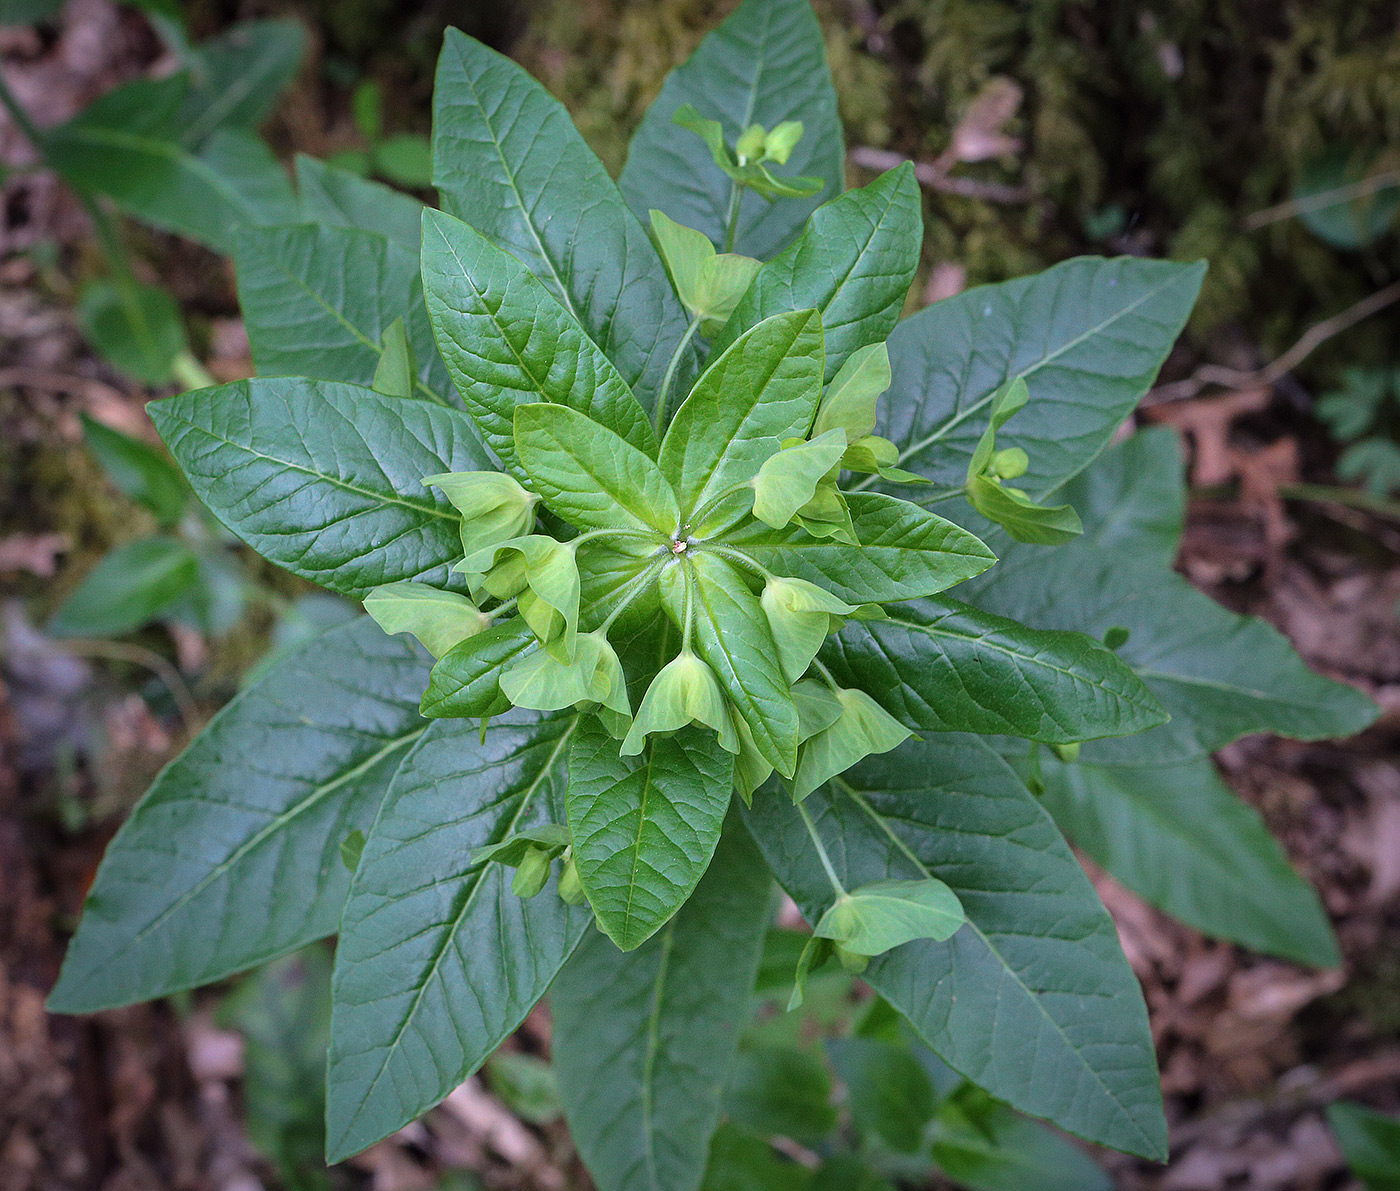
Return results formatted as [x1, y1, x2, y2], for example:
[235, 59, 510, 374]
[48, 618, 430, 1012]
[432, 30, 696, 416]
[814, 342, 892, 441]
[462, 535, 580, 662]
[620, 0, 843, 260]
[326, 712, 588, 1162]
[150, 378, 492, 599]
[422, 209, 657, 470]
[514, 403, 679, 536]
[371, 318, 416, 398]
[815, 878, 965, 956]
[660, 309, 823, 529]
[621, 648, 739, 757]
[792, 688, 912, 801]
[761, 577, 855, 685]
[470, 824, 571, 868]
[423, 471, 539, 559]
[552, 817, 772, 1191]
[420, 618, 537, 719]
[567, 720, 733, 949]
[363, 582, 487, 659]
[751, 429, 848, 530]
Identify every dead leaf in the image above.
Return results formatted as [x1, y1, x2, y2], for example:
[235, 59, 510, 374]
[0, 533, 69, 577]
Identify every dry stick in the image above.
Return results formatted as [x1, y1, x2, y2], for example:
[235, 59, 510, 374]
[1243, 170, 1400, 231]
[59, 638, 200, 737]
[849, 145, 1033, 204]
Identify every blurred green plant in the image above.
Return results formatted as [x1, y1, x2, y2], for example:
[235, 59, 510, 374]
[1328, 1101, 1400, 1191]
[327, 79, 434, 188]
[1315, 367, 1400, 496]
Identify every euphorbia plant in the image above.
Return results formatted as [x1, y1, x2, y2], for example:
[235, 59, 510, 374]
[49, 2, 1379, 1188]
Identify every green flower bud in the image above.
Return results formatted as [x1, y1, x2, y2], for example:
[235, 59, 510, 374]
[735, 122, 767, 165]
[500, 631, 630, 726]
[751, 429, 849, 530]
[557, 854, 586, 905]
[763, 120, 803, 165]
[621, 650, 740, 757]
[992, 447, 1029, 480]
[835, 944, 870, 974]
[425, 471, 539, 558]
[795, 479, 859, 545]
[793, 687, 913, 801]
[363, 582, 490, 658]
[813, 342, 891, 442]
[461, 535, 580, 660]
[760, 577, 855, 683]
[511, 846, 552, 899]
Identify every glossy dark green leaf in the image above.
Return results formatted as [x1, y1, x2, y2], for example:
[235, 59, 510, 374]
[722, 1046, 836, 1143]
[826, 1036, 934, 1153]
[620, 0, 843, 260]
[177, 18, 307, 144]
[420, 621, 553, 720]
[514, 404, 678, 535]
[822, 595, 1167, 743]
[742, 736, 1168, 1160]
[235, 223, 449, 403]
[567, 720, 733, 949]
[1326, 1101, 1400, 1191]
[964, 430, 1379, 763]
[422, 209, 657, 470]
[660, 309, 823, 528]
[432, 30, 694, 416]
[710, 165, 920, 379]
[724, 493, 994, 604]
[78, 279, 188, 386]
[1035, 753, 1339, 966]
[48, 536, 199, 637]
[875, 257, 1205, 496]
[150, 377, 492, 599]
[80, 413, 188, 526]
[48, 618, 430, 1012]
[552, 817, 772, 1191]
[293, 154, 423, 250]
[680, 552, 799, 779]
[326, 711, 588, 1162]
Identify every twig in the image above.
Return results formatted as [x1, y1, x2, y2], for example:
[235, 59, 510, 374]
[1147, 280, 1400, 405]
[1277, 482, 1400, 523]
[849, 146, 1033, 204]
[0, 367, 129, 404]
[57, 638, 200, 736]
[1244, 170, 1400, 231]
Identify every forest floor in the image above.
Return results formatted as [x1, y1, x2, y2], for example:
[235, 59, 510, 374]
[2, 3, 1399, 1190]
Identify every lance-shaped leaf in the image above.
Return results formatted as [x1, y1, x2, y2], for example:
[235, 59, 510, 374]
[150, 378, 492, 599]
[420, 618, 537, 719]
[422, 209, 656, 470]
[619, 0, 843, 261]
[963, 431, 1378, 763]
[80, 413, 188, 527]
[567, 720, 733, 949]
[48, 618, 430, 1013]
[821, 595, 1168, 744]
[234, 222, 449, 403]
[325, 712, 589, 1162]
[876, 257, 1206, 496]
[710, 165, 921, 378]
[47, 536, 200, 638]
[552, 816, 772, 1191]
[725, 492, 994, 605]
[175, 18, 306, 144]
[293, 154, 423, 250]
[673, 551, 800, 779]
[660, 309, 823, 528]
[742, 736, 1168, 1160]
[432, 30, 695, 415]
[1326, 1102, 1400, 1190]
[1034, 753, 1339, 967]
[514, 403, 679, 536]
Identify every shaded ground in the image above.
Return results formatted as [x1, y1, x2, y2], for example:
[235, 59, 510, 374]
[3, 2, 1399, 1188]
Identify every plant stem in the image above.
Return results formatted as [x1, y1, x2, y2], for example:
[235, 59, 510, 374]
[680, 560, 696, 652]
[795, 799, 846, 898]
[722, 182, 743, 253]
[1277, 482, 1400, 522]
[172, 351, 216, 391]
[599, 559, 666, 633]
[654, 315, 702, 436]
[810, 657, 842, 693]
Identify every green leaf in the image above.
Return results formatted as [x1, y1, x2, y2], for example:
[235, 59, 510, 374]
[372, 318, 416, 397]
[649, 210, 761, 336]
[792, 687, 913, 802]
[363, 582, 487, 659]
[1034, 753, 1339, 967]
[177, 18, 307, 144]
[325, 712, 589, 1162]
[725, 492, 994, 604]
[80, 413, 187, 526]
[432, 30, 695, 417]
[293, 154, 423, 250]
[814, 878, 965, 957]
[567, 720, 733, 949]
[1327, 1102, 1400, 1191]
[78, 279, 189, 386]
[552, 816, 772, 1191]
[1294, 150, 1400, 251]
[422, 208, 657, 470]
[375, 134, 433, 187]
[722, 1047, 836, 1143]
[150, 377, 493, 599]
[234, 222, 449, 404]
[751, 429, 849, 530]
[0, 0, 62, 24]
[48, 536, 199, 637]
[709, 166, 921, 380]
[965, 430, 1379, 763]
[661, 310, 823, 529]
[485, 1052, 562, 1125]
[761, 577, 855, 685]
[814, 342, 892, 442]
[808, 1158, 892, 1191]
[877, 257, 1205, 496]
[420, 618, 537, 719]
[514, 404, 678, 536]
[826, 1037, 934, 1153]
[702, 1126, 814, 1191]
[822, 595, 1169, 744]
[48, 618, 430, 1012]
[679, 552, 799, 779]
[619, 0, 843, 260]
[742, 736, 1168, 1160]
